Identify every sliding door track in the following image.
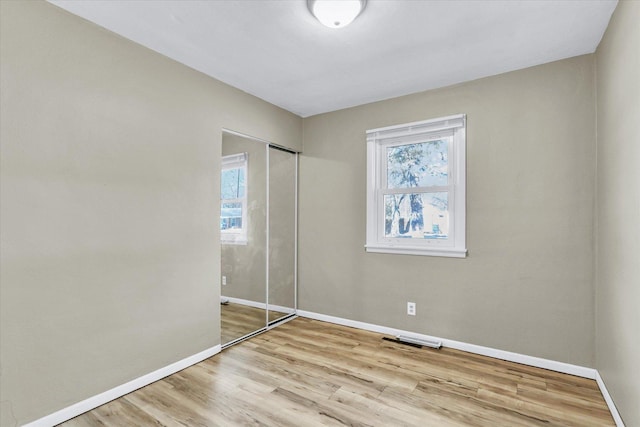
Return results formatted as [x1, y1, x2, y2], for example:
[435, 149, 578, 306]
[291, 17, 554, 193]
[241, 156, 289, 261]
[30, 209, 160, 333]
[221, 314, 298, 350]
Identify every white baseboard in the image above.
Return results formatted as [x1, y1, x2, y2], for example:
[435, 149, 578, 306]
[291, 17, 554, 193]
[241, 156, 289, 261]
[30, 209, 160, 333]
[596, 371, 626, 426]
[23, 345, 221, 427]
[222, 296, 295, 315]
[301, 308, 626, 424]
[296, 310, 597, 379]
[24, 311, 625, 427]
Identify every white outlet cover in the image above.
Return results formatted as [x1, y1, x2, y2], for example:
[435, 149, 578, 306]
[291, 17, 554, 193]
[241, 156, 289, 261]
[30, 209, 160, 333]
[407, 302, 416, 315]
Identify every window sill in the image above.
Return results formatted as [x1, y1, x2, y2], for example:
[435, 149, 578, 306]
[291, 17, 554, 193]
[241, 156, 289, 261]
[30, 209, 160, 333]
[365, 244, 467, 258]
[221, 238, 248, 246]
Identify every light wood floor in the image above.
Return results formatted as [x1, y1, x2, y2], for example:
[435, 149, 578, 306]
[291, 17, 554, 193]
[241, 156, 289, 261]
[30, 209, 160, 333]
[61, 318, 614, 426]
[221, 302, 287, 344]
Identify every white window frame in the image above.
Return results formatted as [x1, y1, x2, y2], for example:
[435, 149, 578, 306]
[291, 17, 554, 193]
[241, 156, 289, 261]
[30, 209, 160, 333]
[221, 152, 248, 245]
[365, 114, 467, 258]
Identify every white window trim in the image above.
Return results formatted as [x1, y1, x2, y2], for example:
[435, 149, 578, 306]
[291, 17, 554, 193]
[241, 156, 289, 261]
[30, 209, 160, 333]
[365, 114, 467, 258]
[221, 152, 248, 245]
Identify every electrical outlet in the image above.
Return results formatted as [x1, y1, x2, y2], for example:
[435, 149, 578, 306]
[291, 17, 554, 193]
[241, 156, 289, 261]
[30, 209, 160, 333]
[407, 302, 416, 316]
[222, 276, 227, 286]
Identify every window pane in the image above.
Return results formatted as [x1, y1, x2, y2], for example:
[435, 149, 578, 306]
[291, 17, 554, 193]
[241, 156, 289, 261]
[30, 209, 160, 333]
[221, 202, 242, 230]
[221, 168, 245, 200]
[384, 192, 448, 239]
[387, 139, 449, 189]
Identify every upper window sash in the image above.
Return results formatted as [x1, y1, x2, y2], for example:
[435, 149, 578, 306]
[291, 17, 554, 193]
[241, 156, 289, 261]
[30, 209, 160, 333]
[379, 132, 454, 191]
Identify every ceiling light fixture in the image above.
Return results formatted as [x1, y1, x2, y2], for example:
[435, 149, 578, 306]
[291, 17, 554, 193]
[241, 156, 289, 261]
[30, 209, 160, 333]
[307, 0, 367, 29]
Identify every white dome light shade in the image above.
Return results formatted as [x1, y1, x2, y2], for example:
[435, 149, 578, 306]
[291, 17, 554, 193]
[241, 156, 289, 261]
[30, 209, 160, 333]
[308, 0, 367, 29]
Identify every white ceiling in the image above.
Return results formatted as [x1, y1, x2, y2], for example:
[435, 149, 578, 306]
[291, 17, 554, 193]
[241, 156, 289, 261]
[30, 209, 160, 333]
[50, 0, 617, 118]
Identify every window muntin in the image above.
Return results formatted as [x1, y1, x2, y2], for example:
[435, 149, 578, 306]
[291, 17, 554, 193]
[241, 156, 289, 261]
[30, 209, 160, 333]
[366, 115, 466, 257]
[221, 153, 248, 244]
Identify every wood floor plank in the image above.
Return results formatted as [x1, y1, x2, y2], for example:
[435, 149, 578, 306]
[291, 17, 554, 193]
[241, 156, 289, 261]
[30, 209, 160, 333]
[381, 385, 530, 427]
[221, 303, 268, 344]
[60, 318, 615, 426]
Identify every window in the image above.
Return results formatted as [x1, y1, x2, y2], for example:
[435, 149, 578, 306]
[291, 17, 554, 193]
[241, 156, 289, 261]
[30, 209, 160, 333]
[365, 114, 466, 257]
[221, 153, 248, 244]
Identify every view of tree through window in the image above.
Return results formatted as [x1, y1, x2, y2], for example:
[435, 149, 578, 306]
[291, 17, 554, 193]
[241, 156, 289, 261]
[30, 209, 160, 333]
[384, 139, 449, 239]
[367, 114, 465, 257]
[220, 167, 245, 231]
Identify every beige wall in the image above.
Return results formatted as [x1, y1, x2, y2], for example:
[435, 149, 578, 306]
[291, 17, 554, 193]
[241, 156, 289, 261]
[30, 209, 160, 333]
[0, 2, 301, 426]
[299, 55, 597, 367]
[595, 1, 640, 425]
